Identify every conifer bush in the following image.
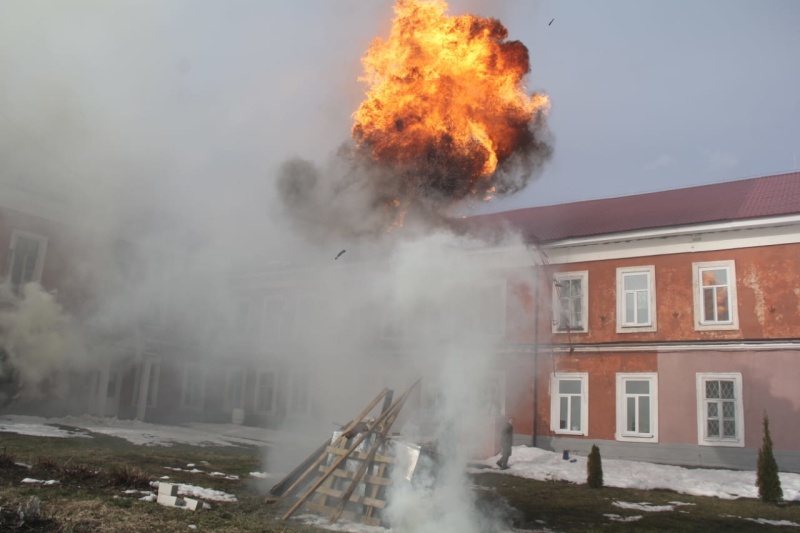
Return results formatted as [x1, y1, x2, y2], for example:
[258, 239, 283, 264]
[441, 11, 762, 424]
[756, 413, 782, 503]
[587, 444, 603, 489]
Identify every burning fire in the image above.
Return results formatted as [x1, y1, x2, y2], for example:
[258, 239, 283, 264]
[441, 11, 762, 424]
[352, 0, 550, 204]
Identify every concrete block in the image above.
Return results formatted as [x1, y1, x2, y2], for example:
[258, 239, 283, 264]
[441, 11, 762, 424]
[157, 494, 180, 507]
[183, 497, 202, 511]
[158, 483, 178, 497]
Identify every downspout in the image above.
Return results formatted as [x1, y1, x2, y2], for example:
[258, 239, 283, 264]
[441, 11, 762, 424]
[531, 261, 540, 447]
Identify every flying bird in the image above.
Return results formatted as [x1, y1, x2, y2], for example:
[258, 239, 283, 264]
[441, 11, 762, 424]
[335, 250, 346, 260]
[548, 18, 555, 26]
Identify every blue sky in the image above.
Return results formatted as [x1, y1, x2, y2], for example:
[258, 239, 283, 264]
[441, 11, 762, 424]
[1, 0, 798, 220]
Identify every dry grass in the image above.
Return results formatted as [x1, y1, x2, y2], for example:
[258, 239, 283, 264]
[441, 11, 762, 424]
[107, 465, 152, 489]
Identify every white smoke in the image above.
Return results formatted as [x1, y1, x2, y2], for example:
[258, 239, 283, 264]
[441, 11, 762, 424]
[0, 282, 91, 401]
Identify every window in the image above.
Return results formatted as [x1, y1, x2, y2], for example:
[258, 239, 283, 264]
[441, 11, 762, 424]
[467, 281, 507, 339]
[262, 295, 293, 345]
[254, 369, 277, 413]
[552, 271, 588, 333]
[616, 266, 657, 332]
[131, 357, 160, 408]
[180, 364, 206, 409]
[692, 261, 738, 330]
[225, 367, 246, 410]
[287, 371, 312, 417]
[550, 373, 588, 435]
[7, 231, 48, 291]
[696, 373, 743, 447]
[236, 295, 263, 340]
[615, 373, 658, 442]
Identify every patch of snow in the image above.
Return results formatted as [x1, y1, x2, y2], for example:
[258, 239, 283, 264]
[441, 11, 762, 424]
[249, 472, 273, 479]
[471, 446, 800, 501]
[140, 494, 156, 502]
[0, 418, 90, 439]
[744, 518, 800, 527]
[613, 501, 674, 512]
[151, 481, 236, 503]
[604, 514, 643, 522]
[21, 478, 59, 485]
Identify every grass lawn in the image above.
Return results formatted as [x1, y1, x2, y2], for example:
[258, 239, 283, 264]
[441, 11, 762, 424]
[1, 428, 798, 532]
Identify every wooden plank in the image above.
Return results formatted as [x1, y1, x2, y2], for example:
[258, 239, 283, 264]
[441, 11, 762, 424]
[324, 446, 396, 464]
[315, 486, 386, 509]
[318, 465, 392, 486]
[304, 502, 381, 527]
[364, 462, 387, 518]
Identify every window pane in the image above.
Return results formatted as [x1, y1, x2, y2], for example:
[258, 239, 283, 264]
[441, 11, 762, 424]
[639, 396, 650, 433]
[703, 288, 716, 321]
[624, 273, 648, 291]
[706, 381, 720, 399]
[720, 381, 734, 399]
[717, 288, 730, 321]
[570, 398, 581, 431]
[572, 298, 582, 326]
[559, 397, 568, 429]
[702, 268, 727, 286]
[627, 397, 636, 431]
[707, 402, 718, 418]
[723, 420, 736, 437]
[559, 380, 581, 394]
[708, 419, 720, 437]
[636, 291, 649, 323]
[626, 380, 649, 394]
[625, 293, 635, 323]
[722, 401, 736, 418]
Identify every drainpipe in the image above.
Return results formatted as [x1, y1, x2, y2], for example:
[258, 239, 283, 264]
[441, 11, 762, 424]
[531, 261, 540, 447]
[134, 328, 150, 421]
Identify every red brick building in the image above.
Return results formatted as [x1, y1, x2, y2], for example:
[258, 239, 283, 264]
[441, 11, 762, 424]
[478, 171, 800, 471]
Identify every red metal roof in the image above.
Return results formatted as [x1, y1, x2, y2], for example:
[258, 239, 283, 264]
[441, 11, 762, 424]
[468, 172, 800, 243]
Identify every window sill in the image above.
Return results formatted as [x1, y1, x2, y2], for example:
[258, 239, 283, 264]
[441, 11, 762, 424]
[694, 322, 739, 332]
[616, 324, 657, 333]
[553, 429, 587, 436]
[616, 434, 658, 443]
[698, 439, 744, 448]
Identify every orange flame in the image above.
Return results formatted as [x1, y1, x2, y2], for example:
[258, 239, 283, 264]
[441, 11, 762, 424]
[352, 0, 550, 203]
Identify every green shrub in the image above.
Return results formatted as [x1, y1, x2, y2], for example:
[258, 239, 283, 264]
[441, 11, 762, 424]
[756, 413, 782, 503]
[587, 444, 603, 489]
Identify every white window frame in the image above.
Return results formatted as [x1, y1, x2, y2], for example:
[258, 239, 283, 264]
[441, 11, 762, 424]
[696, 372, 744, 447]
[692, 260, 739, 331]
[180, 363, 206, 410]
[550, 372, 589, 435]
[253, 368, 278, 414]
[131, 357, 160, 408]
[615, 373, 658, 442]
[7, 230, 48, 288]
[552, 271, 588, 333]
[616, 266, 657, 333]
[224, 367, 247, 411]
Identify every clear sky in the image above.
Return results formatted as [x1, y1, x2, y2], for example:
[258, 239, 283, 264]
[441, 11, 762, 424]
[1, 0, 798, 219]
